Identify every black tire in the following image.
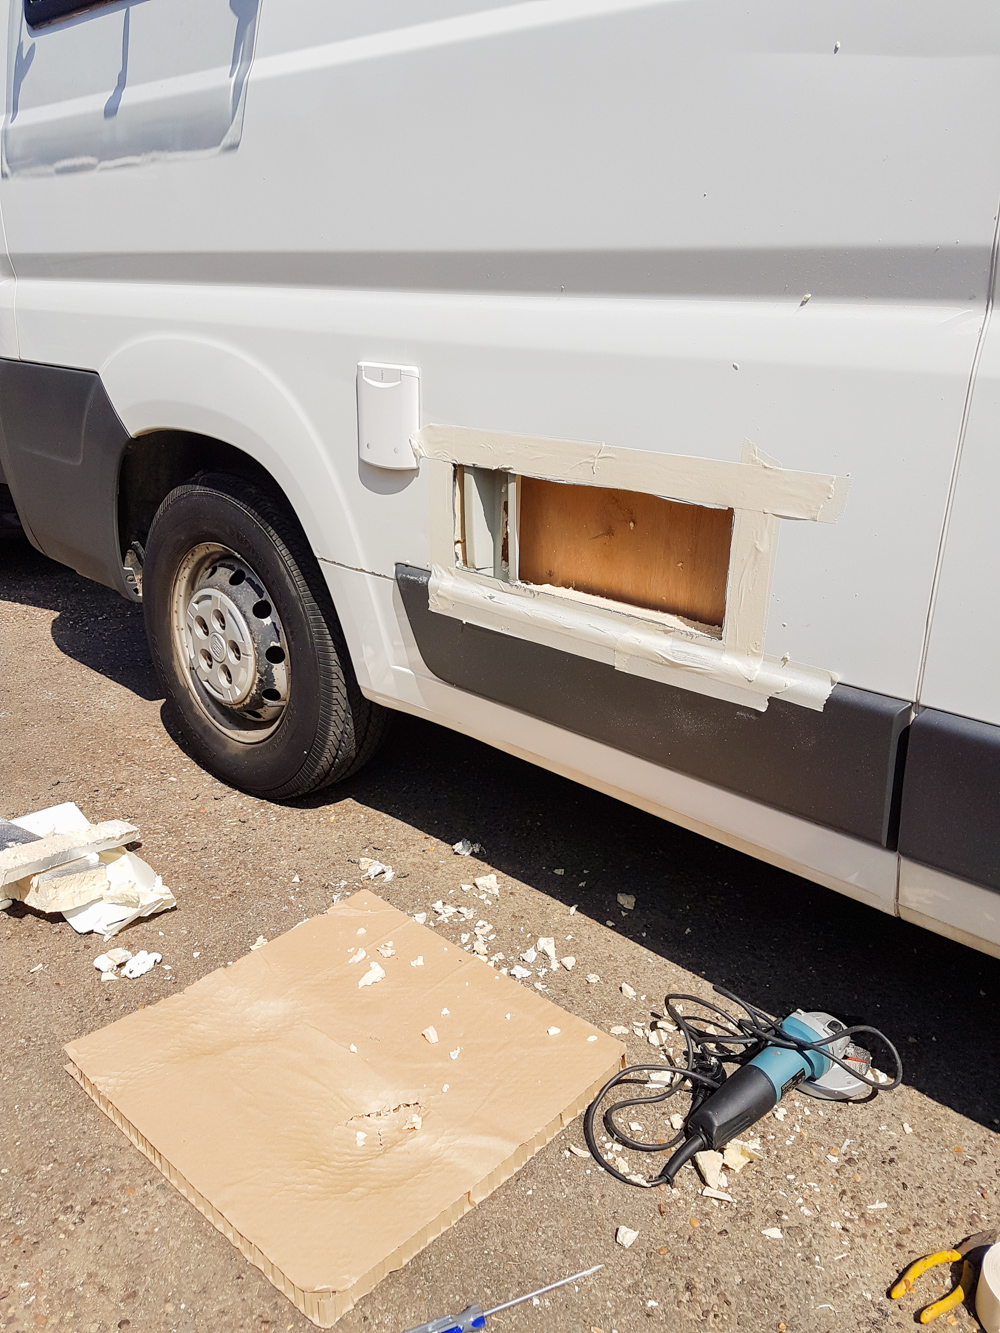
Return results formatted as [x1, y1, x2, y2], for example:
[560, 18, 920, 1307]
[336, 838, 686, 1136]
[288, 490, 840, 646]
[143, 471, 390, 799]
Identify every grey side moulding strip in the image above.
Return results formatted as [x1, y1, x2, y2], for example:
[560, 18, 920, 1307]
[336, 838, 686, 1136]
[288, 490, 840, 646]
[0, 358, 132, 596]
[396, 564, 910, 848]
[898, 709, 1000, 894]
[9, 244, 991, 303]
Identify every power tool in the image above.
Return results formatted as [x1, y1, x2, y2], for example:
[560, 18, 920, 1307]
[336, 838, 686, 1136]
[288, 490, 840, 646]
[584, 988, 902, 1188]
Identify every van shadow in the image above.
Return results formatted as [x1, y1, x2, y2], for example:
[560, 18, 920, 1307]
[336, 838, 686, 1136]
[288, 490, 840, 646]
[325, 711, 1000, 1134]
[0, 541, 162, 702]
[9, 542, 998, 1130]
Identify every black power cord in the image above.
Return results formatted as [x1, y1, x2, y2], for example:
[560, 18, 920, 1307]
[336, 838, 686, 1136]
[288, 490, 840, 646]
[583, 987, 903, 1189]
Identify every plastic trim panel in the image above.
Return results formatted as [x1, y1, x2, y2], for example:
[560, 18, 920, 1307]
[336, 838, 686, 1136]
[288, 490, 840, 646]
[396, 564, 910, 847]
[898, 708, 1000, 893]
[0, 358, 131, 595]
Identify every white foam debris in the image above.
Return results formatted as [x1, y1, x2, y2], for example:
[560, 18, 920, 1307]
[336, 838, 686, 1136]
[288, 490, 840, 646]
[358, 961, 386, 989]
[405, 1113, 422, 1131]
[537, 937, 557, 965]
[349, 1043, 357, 1053]
[569, 1144, 589, 1158]
[903, 1122, 913, 1134]
[569, 905, 577, 915]
[773, 1107, 788, 1122]
[694, 1150, 724, 1190]
[547, 1026, 561, 1036]
[122, 950, 161, 979]
[377, 942, 395, 958]
[413, 913, 427, 924]
[473, 874, 499, 896]
[621, 982, 637, 1000]
[762, 1228, 783, 1240]
[250, 936, 267, 951]
[617, 894, 635, 910]
[519, 947, 537, 963]
[586, 974, 601, 984]
[560, 956, 576, 970]
[93, 950, 131, 971]
[616, 1225, 639, 1249]
[723, 1140, 761, 1173]
[348, 948, 367, 964]
[450, 1048, 461, 1060]
[510, 965, 532, 979]
[669, 1113, 685, 1130]
[610, 1025, 628, 1035]
[410, 956, 424, 967]
[358, 858, 393, 882]
[422, 1026, 439, 1044]
[702, 1187, 735, 1203]
[587, 1035, 598, 1042]
[356, 1131, 367, 1147]
[452, 839, 481, 856]
[553, 869, 565, 876]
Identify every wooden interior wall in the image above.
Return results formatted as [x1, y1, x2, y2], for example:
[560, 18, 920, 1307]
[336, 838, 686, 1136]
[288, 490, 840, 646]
[517, 476, 733, 627]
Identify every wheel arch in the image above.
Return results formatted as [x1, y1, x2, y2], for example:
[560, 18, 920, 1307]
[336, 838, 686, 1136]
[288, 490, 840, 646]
[102, 334, 360, 575]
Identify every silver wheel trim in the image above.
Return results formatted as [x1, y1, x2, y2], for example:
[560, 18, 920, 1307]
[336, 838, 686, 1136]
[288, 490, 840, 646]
[170, 543, 290, 744]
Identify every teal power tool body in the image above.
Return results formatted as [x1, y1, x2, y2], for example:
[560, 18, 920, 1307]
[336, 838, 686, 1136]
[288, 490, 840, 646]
[400, 1265, 602, 1333]
[659, 1009, 858, 1182]
[584, 989, 902, 1188]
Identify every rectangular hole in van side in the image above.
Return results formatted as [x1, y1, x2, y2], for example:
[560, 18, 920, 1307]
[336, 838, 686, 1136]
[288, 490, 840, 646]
[515, 476, 733, 634]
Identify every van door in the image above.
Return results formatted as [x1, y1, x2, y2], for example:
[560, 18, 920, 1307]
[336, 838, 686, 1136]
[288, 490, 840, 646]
[899, 300, 1000, 954]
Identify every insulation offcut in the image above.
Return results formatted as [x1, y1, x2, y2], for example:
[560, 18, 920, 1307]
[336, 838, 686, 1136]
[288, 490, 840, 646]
[0, 802, 175, 937]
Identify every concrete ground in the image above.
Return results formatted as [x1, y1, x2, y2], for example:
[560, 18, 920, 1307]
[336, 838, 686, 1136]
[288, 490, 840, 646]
[2, 538, 999, 1333]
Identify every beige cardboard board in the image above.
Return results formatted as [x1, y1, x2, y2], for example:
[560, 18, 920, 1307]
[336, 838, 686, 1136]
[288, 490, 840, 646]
[64, 890, 623, 1326]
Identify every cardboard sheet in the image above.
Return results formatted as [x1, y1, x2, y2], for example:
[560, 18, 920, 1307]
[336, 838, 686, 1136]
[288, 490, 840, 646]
[64, 890, 623, 1325]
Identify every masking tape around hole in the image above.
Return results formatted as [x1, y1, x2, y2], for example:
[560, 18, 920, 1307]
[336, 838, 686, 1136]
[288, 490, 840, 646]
[978, 1244, 1000, 1333]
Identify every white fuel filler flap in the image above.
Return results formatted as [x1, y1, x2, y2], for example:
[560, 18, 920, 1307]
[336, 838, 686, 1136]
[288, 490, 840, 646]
[357, 363, 420, 470]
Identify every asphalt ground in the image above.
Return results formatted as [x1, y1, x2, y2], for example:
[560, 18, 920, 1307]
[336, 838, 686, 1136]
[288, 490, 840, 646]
[2, 537, 999, 1333]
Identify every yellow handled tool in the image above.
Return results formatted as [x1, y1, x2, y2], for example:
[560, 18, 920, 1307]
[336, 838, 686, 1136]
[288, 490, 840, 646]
[891, 1231, 996, 1325]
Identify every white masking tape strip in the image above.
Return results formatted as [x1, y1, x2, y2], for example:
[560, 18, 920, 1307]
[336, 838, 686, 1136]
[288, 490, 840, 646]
[413, 424, 850, 523]
[428, 565, 837, 712]
[978, 1244, 1000, 1333]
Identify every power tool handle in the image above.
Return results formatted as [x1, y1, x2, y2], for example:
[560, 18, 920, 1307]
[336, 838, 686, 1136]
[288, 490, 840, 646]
[686, 1062, 779, 1149]
[401, 1304, 485, 1333]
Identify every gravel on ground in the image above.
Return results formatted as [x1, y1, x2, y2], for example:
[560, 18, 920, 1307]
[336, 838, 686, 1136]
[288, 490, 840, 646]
[2, 540, 998, 1333]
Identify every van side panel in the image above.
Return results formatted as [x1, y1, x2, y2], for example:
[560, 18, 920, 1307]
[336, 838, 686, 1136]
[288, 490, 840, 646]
[3, 1, 1000, 927]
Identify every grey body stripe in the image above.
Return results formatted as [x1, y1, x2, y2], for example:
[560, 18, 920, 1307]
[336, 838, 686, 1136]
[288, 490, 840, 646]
[11, 245, 991, 301]
[395, 563, 910, 848]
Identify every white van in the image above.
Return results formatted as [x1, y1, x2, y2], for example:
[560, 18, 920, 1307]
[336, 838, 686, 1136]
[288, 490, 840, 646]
[1, 0, 998, 959]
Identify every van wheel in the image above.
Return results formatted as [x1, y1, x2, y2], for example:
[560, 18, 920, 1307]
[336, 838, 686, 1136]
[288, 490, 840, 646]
[143, 471, 390, 799]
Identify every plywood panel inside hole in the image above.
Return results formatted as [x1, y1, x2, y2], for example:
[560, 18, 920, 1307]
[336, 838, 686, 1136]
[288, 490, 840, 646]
[517, 476, 733, 629]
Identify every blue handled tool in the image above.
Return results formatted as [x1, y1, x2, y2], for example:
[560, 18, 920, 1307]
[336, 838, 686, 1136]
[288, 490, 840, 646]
[657, 1009, 854, 1181]
[400, 1264, 603, 1333]
[584, 988, 903, 1189]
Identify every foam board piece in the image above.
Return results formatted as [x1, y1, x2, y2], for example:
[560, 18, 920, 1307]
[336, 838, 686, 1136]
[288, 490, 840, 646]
[64, 890, 624, 1326]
